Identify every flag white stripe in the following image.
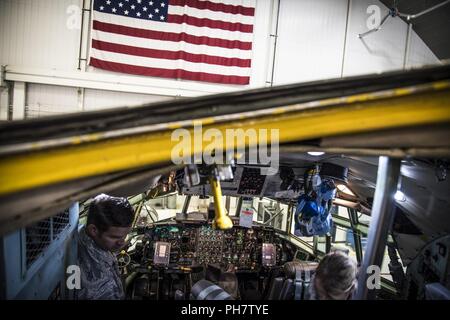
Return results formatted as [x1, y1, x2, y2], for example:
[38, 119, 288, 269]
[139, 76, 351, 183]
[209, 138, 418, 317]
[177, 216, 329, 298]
[92, 29, 253, 59]
[90, 48, 251, 76]
[94, 11, 254, 42]
[168, 5, 254, 25]
[197, 0, 256, 8]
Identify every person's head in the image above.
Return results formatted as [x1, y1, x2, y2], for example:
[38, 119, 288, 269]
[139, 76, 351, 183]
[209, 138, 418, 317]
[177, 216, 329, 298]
[86, 194, 135, 252]
[313, 251, 357, 300]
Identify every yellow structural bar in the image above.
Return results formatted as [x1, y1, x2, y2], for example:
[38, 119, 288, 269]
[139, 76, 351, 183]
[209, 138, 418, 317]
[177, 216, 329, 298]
[0, 89, 449, 196]
[209, 177, 233, 230]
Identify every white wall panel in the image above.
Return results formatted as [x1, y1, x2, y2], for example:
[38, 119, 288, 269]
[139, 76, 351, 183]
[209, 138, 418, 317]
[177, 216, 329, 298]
[0, 0, 81, 70]
[83, 89, 172, 111]
[406, 29, 440, 69]
[273, 0, 440, 85]
[13, 82, 26, 120]
[25, 83, 171, 118]
[26, 84, 79, 118]
[343, 0, 407, 76]
[249, 0, 274, 87]
[273, 0, 349, 85]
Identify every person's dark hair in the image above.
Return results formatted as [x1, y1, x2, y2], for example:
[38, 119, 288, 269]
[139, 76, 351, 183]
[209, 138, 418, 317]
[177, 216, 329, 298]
[86, 194, 135, 232]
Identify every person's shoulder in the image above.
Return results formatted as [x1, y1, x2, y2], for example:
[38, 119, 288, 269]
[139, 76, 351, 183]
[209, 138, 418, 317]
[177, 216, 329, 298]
[77, 228, 98, 266]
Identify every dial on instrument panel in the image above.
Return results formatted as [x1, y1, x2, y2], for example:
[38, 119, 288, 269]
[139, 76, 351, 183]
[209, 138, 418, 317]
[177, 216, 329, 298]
[117, 250, 131, 268]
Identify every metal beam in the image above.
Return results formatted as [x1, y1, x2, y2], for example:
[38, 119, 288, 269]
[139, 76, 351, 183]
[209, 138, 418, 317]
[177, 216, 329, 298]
[355, 157, 401, 300]
[278, 233, 316, 257]
[263, 208, 284, 226]
[235, 197, 243, 217]
[332, 214, 369, 236]
[403, 23, 412, 70]
[358, 11, 391, 38]
[225, 196, 231, 213]
[12, 81, 25, 120]
[325, 235, 332, 253]
[182, 195, 191, 214]
[0, 86, 9, 120]
[132, 196, 145, 228]
[279, 146, 450, 159]
[5, 66, 235, 97]
[286, 203, 293, 234]
[313, 236, 319, 254]
[348, 208, 363, 265]
[402, 0, 450, 20]
[0, 86, 449, 196]
[3, 80, 449, 157]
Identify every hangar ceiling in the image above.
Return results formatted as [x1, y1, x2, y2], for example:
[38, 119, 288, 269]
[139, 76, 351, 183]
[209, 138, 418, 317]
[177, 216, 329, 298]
[379, 0, 450, 60]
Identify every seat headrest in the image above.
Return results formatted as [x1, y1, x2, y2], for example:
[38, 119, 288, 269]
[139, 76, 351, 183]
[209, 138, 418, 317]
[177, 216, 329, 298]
[191, 279, 233, 300]
[284, 261, 318, 279]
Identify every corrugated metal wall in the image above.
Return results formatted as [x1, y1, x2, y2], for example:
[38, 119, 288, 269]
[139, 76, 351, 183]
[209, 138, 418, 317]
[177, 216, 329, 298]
[342, 0, 409, 77]
[26, 84, 79, 118]
[273, 0, 440, 84]
[83, 88, 171, 111]
[0, 0, 442, 118]
[0, 0, 81, 70]
[274, 0, 349, 85]
[25, 84, 171, 119]
[0, 0, 176, 117]
[249, 0, 275, 87]
[0, 0, 82, 118]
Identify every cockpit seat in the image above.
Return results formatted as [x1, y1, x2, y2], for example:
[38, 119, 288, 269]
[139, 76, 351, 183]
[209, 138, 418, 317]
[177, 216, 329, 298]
[205, 264, 239, 299]
[190, 279, 234, 300]
[267, 260, 318, 300]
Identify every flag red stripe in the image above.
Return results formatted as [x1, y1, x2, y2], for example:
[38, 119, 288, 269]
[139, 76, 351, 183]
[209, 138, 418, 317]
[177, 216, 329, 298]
[92, 39, 251, 67]
[169, 0, 255, 17]
[93, 20, 252, 50]
[90, 57, 250, 85]
[168, 14, 253, 33]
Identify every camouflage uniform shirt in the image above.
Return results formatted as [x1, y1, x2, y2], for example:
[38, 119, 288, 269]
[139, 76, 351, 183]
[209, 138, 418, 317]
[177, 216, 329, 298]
[77, 228, 124, 300]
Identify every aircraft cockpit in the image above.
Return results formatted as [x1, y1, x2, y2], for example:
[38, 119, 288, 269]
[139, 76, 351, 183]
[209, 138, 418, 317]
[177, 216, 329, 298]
[78, 155, 449, 301]
[1, 65, 449, 301]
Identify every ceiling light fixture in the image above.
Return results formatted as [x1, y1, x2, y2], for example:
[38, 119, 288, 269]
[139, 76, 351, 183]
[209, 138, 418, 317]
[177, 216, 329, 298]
[307, 151, 325, 156]
[394, 190, 406, 202]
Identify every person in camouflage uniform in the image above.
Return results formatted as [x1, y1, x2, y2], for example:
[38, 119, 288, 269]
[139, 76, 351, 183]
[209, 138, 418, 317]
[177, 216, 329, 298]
[77, 194, 135, 300]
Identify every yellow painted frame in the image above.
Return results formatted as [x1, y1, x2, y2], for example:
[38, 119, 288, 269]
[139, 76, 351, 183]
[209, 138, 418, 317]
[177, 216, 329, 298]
[0, 88, 449, 196]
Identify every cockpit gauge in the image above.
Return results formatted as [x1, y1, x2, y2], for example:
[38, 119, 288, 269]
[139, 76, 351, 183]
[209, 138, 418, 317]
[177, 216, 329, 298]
[154, 241, 171, 266]
[262, 243, 276, 267]
[117, 250, 131, 268]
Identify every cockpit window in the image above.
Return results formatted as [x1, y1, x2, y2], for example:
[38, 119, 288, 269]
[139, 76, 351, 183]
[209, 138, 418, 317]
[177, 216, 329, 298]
[358, 213, 371, 225]
[133, 194, 257, 225]
[133, 194, 294, 228]
[329, 226, 358, 261]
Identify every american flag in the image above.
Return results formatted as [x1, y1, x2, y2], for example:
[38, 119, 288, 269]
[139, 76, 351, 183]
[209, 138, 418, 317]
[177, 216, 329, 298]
[89, 0, 255, 85]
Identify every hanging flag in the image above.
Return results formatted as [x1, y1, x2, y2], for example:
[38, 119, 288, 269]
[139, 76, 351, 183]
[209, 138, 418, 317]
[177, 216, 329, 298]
[89, 0, 255, 85]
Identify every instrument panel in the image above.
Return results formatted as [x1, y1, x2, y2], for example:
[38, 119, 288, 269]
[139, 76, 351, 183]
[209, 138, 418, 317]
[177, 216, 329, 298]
[132, 223, 283, 271]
